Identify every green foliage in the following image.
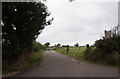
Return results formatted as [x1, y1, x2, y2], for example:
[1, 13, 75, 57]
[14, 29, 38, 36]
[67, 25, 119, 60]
[83, 48, 119, 65]
[95, 36, 119, 54]
[85, 25, 120, 65]
[83, 35, 120, 65]
[32, 41, 46, 52]
[56, 47, 86, 61]
[3, 41, 46, 74]
[3, 49, 45, 74]
[2, 2, 53, 64]
[44, 42, 50, 47]
[57, 45, 119, 66]
[74, 43, 79, 47]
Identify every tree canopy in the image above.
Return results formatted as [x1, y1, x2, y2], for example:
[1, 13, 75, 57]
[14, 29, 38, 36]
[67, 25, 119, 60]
[74, 43, 79, 47]
[45, 42, 50, 47]
[2, 2, 53, 63]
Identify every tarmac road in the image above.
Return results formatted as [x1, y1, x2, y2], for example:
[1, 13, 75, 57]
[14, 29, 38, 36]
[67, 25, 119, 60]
[13, 50, 118, 77]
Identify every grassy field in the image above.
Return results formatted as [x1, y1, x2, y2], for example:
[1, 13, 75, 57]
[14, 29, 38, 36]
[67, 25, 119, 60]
[56, 47, 119, 66]
[3, 50, 45, 75]
[56, 47, 87, 61]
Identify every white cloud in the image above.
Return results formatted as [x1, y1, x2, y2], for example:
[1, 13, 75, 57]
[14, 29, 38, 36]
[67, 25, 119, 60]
[36, 0, 118, 46]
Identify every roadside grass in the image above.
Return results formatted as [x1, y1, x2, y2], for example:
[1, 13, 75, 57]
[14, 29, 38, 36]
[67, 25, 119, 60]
[84, 48, 119, 66]
[56, 47, 119, 66]
[3, 50, 45, 74]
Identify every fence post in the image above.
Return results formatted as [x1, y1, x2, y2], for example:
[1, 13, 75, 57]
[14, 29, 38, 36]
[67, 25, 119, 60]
[85, 44, 90, 57]
[67, 45, 69, 52]
[86, 44, 89, 51]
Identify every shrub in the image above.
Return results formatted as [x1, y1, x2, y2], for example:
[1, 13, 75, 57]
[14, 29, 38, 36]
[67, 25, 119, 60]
[32, 41, 47, 52]
[83, 35, 119, 65]
[95, 36, 118, 54]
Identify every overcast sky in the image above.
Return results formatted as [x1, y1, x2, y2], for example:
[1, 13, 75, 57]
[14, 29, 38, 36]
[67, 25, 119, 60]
[36, 0, 118, 46]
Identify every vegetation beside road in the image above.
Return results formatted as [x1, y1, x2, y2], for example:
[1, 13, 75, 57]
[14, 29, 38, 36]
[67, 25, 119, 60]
[84, 36, 119, 66]
[56, 47, 86, 61]
[2, 2, 52, 75]
[85, 25, 120, 66]
[56, 38, 119, 66]
[56, 46, 119, 66]
[56, 26, 120, 66]
[3, 42, 46, 74]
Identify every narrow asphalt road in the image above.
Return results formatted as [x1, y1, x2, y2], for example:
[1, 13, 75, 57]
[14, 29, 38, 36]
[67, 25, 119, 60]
[14, 50, 118, 77]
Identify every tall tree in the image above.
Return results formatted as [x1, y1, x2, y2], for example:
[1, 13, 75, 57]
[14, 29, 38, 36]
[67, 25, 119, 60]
[45, 42, 50, 47]
[2, 2, 53, 63]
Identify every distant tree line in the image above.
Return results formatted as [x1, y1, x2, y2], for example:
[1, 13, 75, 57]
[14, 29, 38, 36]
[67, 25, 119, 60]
[74, 43, 79, 47]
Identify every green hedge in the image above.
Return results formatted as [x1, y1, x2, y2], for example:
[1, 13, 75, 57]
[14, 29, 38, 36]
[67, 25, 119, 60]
[84, 36, 120, 65]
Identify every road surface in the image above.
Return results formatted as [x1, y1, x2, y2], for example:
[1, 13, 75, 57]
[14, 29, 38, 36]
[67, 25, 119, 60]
[13, 50, 118, 77]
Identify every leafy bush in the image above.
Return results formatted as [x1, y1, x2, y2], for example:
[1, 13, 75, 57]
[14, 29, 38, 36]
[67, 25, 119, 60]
[83, 35, 119, 65]
[3, 42, 46, 74]
[32, 41, 46, 52]
[95, 36, 118, 54]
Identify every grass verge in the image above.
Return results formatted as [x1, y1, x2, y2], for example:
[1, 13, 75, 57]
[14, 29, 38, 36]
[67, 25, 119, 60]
[3, 50, 45, 75]
[55, 47, 119, 66]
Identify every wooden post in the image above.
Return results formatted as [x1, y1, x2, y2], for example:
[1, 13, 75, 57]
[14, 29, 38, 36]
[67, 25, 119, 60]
[67, 45, 69, 52]
[86, 44, 89, 51]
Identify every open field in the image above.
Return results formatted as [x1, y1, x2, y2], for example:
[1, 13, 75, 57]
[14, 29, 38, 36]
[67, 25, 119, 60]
[56, 47, 87, 61]
[55, 47, 119, 66]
